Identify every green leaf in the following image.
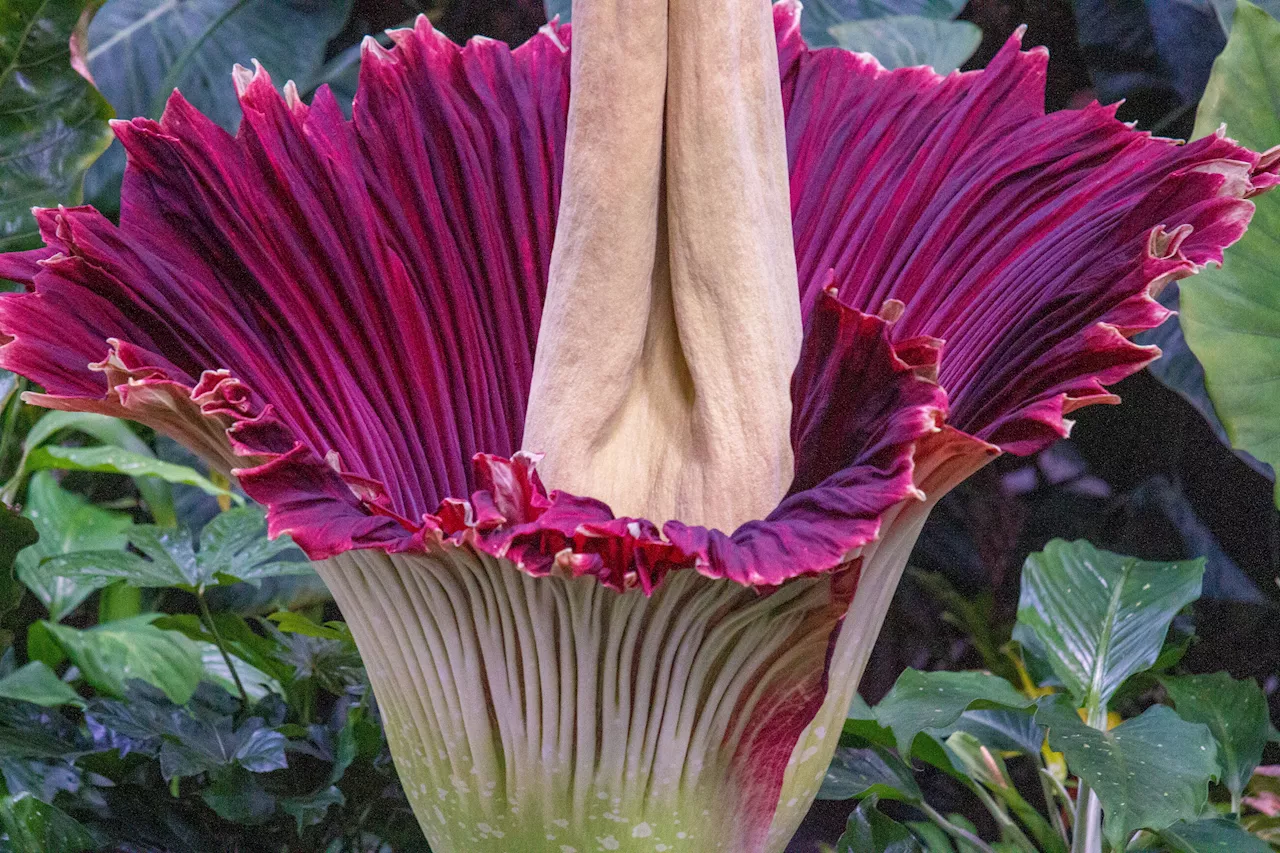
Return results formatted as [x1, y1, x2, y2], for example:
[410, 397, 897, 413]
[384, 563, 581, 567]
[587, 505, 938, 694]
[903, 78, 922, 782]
[266, 610, 346, 641]
[196, 506, 306, 586]
[874, 668, 1034, 759]
[1156, 818, 1274, 853]
[0, 0, 114, 251]
[155, 612, 292, 686]
[1037, 694, 1219, 849]
[0, 506, 35, 618]
[26, 444, 236, 501]
[829, 16, 982, 74]
[41, 615, 203, 703]
[1179, 1, 1280, 503]
[1012, 540, 1205, 709]
[17, 411, 175, 524]
[0, 792, 95, 853]
[819, 744, 923, 801]
[279, 785, 343, 832]
[0, 662, 81, 708]
[195, 642, 279, 701]
[40, 507, 303, 593]
[544, 0, 571, 22]
[84, 0, 352, 207]
[15, 472, 132, 621]
[836, 797, 924, 853]
[200, 766, 276, 824]
[1162, 673, 1270, 805]
[945, 731, 1068, 853]
[935, 709, 1045, 756]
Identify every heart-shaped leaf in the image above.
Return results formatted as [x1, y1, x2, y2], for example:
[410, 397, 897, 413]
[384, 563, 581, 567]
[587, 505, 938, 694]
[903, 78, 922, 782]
[1179, 1, 1280, 504]
[1037, 694, 1219, 849]
[0, 0, 113, 251]
[1013, 540, 1204, 709]
[1163, 673, 1270, 807]
[874, 668, 1034, 759]
[41, 615, 203, 704]
[16, 472, 132, 621]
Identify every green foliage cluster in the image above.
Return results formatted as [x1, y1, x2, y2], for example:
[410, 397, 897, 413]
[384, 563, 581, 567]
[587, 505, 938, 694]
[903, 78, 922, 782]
[821, 541, 1277, 853]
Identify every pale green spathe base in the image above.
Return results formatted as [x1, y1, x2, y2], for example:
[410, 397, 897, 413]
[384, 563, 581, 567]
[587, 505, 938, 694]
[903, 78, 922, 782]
[318, 547, 850, 852]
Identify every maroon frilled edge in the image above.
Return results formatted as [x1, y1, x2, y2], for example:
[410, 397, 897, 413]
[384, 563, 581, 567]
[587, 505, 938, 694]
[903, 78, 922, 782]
[1, 3, 1273, 590]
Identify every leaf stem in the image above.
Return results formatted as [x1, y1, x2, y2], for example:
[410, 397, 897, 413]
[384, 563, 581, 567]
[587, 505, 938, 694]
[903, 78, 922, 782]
[918, 801, 999, 853]
[1072, 701, 1107, 853]
[198, 590, 248, 706]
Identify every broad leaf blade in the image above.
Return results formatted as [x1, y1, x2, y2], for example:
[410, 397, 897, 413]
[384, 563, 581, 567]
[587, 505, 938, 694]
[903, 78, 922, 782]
[0, 792, 94, 853]
[15, 472, 132, 621]
[85, 0, 352, 208]
[0, 0, 114, 251]
[836, 797, 924, 853]
[0, 506, 36, 618]
[1163, 673, 1270, 805]
[42, 615, 204, 704]
[874, 669, 1034, 759]
[829, 16, 982, 74]
[819, 745, 923, 802]
[1157, 817, 1274, 853]
[1037, 695, 1219, 849]
[26, 444, 236, 501]
[1013, 540, 1204, 708]
[1179, 1, 1280, 504]
[0, 662, 82, 708]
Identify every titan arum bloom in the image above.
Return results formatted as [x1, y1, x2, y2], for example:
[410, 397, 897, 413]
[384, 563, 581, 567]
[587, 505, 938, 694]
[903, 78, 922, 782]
[1, 0, 1275, 849]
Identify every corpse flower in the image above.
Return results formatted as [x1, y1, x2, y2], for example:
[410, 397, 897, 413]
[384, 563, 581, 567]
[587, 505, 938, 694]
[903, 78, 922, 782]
[1, 0, 1273, 849]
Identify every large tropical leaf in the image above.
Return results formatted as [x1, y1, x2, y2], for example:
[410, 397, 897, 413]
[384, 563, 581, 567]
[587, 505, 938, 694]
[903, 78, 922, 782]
[15, 472, 132, 621]
[41, 615, 204, 704]
[0, 0, 114, 251]
[14, 411, 176, 524]
[1038, 695, 1219, 849]
[0, 506, 34, 617]
[40, 506, 306, 594]
[0, 792, 94, 853]
[873, 668, 1034, 759]
[1163, 673, 1270, 806]
[84, 0, 351, 209]
[0, 662, 82, 709]
[819, 745, 923, 802]
[829, 16, 981, 73]
[1012, 540, 1204, 710]
[836, 797, 924, 853]
[1156, 817, 1274, 853]
[1179, 1, 1280, 506]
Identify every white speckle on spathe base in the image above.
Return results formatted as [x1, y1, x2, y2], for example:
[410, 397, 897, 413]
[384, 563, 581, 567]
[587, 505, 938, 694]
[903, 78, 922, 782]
[554, 819, 570, 828]
[599, 836, 620, 850]
[800, 746, 819, 762]
[676, 832, 687, 839]
[632, 822, 653, 838]
[814, 726, 826, 740]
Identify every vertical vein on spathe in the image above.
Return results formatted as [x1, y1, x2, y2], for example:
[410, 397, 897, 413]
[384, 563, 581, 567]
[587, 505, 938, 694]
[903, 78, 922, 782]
[320, 550, 852, 851]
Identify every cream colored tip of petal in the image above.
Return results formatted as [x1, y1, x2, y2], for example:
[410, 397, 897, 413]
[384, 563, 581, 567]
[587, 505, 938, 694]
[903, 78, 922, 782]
[523, 0, 801, 532]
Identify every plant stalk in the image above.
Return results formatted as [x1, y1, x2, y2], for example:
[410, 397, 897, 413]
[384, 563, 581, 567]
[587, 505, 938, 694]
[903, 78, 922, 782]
[1071, 700, 1107, 853]
[919, 801, 999, 853]
[198, 590, 248, 706]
